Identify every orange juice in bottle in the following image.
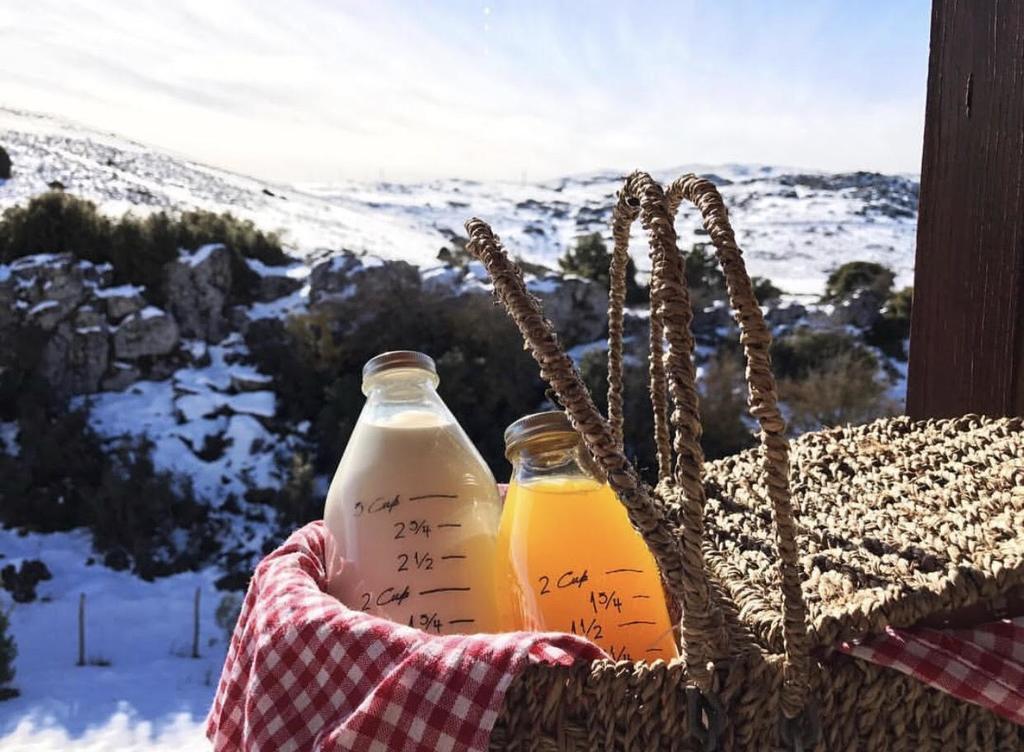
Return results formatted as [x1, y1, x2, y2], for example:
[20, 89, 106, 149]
[497, 412, 678, 661]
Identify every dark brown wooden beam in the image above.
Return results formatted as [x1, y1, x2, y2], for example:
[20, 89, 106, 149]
[907, 0, 1024, 419]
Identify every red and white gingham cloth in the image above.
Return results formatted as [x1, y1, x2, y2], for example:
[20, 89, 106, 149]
[840, 617, 1024, 725]
[206, 521, 604, 752]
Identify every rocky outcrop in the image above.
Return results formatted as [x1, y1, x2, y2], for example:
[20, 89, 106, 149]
[526, 274, 608, 347]
[102, 361, 142, 391]
[163, 244, 232, 342]
[765, 301, 808, 328]
[309, 253, 420, 309]
[691, 300, 734, 340]
[827, 289, 885, 330]
[112, 307, 180, 359]
[40, 321, 110, 394]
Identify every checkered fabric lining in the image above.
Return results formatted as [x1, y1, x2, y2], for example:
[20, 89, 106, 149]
[206, 521, 604, 752]
[840, 616, 1024, 725]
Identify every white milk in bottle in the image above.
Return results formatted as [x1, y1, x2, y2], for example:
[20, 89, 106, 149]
[323, 351, 503, 634]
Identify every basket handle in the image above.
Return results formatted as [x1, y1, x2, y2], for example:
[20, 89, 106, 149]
[607, 172, 809, 719]
[464, 217, 721, 693]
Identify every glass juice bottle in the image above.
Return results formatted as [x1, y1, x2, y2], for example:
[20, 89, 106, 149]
[497, 411, 679, 662]
[323, 351, 502, 634]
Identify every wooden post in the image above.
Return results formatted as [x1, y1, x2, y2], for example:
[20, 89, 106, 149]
[77, 593, 85, 667]
[192, 587, 201, 659]
[907, 1, 1024, 418]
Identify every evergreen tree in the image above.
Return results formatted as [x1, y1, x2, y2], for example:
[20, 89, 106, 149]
[0, 146, 11, 180]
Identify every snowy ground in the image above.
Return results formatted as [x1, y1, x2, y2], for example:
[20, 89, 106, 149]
[0, 530, 224, 750]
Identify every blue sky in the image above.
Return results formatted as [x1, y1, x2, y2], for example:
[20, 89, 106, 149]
[0, 1, 931, 181]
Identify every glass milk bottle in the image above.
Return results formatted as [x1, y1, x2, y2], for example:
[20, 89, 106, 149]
[497, 411, 679, 661]
[323, 351, 502, 634]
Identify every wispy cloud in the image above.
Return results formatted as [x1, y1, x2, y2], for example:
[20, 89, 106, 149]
[0, 0, 930, 181]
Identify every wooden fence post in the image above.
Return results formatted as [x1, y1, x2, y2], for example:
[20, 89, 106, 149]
[192, 587, 201, 659]
[77, 593, 85, 667]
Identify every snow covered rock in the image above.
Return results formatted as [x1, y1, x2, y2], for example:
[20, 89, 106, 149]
[245, 258, 305, 302]
[163, 244, 232, 342]
[527, 274, 608, 347]
[827, 288, 885, 330]
[692, 300, 734, 339]
[420, 265, 463, 296]
[309, 252, 419, 309]
[95, 284, 146, 321]
[308, 253, 363, 305]
[101, 360, 141, 391]
[112, 306, 180, 359]
[17, 260, 88, 330]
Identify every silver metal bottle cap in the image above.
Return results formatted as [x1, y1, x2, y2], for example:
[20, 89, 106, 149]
[362, 351, 437, 380]
[503, 410, 578, 455]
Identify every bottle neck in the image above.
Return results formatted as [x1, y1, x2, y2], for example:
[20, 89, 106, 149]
[508, 436, 602, 485]
[360, 368, 450, 424]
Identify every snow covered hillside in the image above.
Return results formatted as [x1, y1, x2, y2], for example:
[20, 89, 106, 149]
[1, 107, 917, 297]
[0, 108, 919, 750]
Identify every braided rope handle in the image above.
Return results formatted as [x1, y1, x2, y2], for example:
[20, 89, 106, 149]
[606, 172, 809, 718]
[463, 217, 722, 692]
[464, 171, 811, 719]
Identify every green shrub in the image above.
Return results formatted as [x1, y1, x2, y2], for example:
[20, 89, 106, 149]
[697, 352, 756, 460]
[0, 608, 15, 700]
[247, 271, 547, 478]
[751, 276, 783, 302]
[771, 329, 878, 381]
[0, 146, 12, 180]
[560, 233, 647, 305]
[0, 405, 106, 532]
[780, 351, 898, 432]
[866, 286, 913, 359]
[90, 440, 214, 580]
[0, 323, 50, 422]
[0, 399, 216, 579]
[683, 243, 726, 297]
[823, 261, 895, 302]
[0, 191, 288, 303]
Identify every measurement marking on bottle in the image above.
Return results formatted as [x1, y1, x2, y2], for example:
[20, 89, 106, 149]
[437, 523, 462, 528]
[419, 586, 472, 596]
[618, 620, 656, 627]
[448, 618, 476, 626]
[441, 554, 467, 560]
[631, 594, 651, 600]
[409, 493, 459, 501]
[605, 568, 644, 575]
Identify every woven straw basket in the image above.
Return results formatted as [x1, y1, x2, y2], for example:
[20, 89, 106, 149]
[463, 172, 1024, 750]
